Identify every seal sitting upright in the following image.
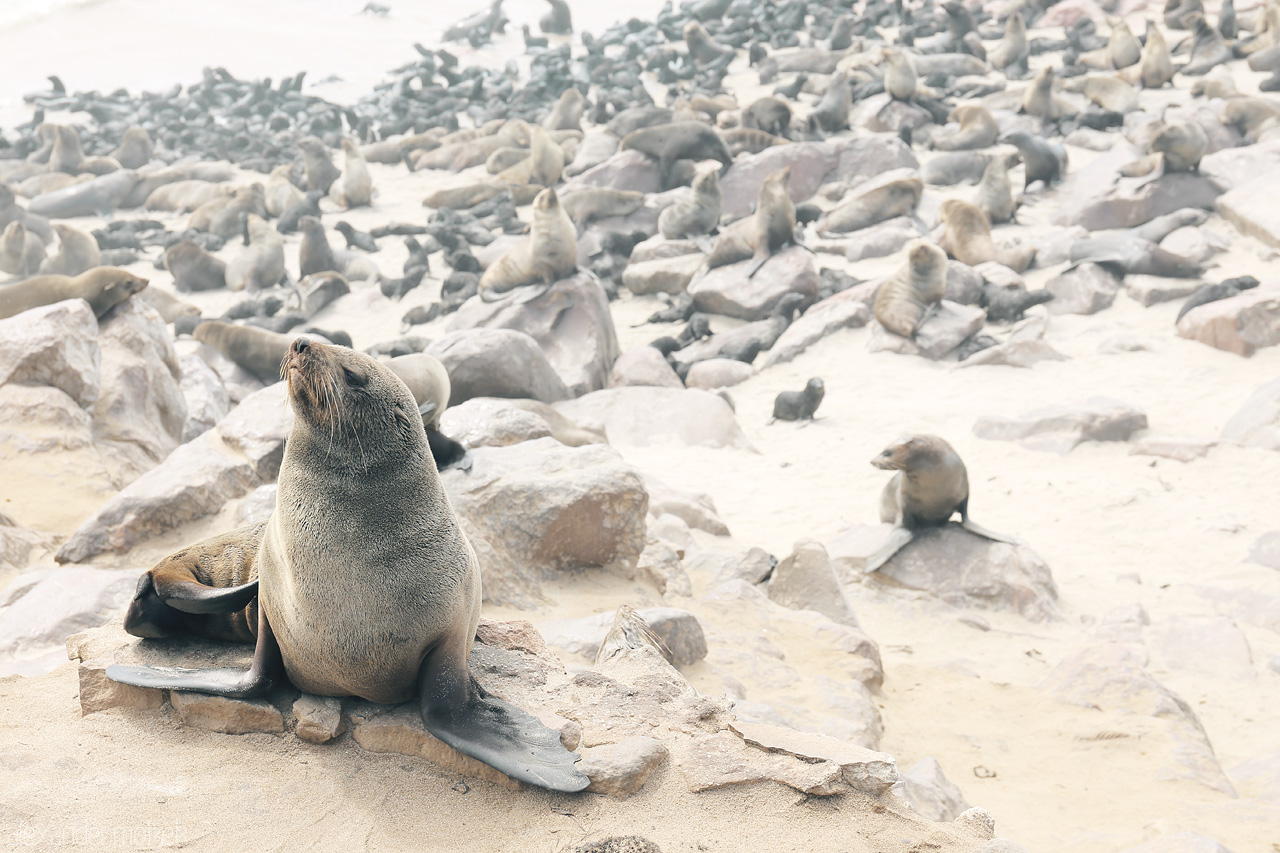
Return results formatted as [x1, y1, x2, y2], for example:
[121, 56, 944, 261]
[108, 338, 589, 792]
[864, 434, 1017, 573]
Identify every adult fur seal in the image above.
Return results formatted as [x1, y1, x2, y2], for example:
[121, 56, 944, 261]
[543, 87, 584, 131]
[111, 127, 154, 170]
[817, 171, 923, 235]
[807, 71, 852, 134]
[873, 239, 946, 339]
[331, 140, 373, 208]
[883, 49, 917, 102]
[386, 353, 472, 472]
[973, 154, 1017, 224]
[1149, 120, 1208, 172]
[108, 340, 589, 791]
[742, 97, 792, 137]
[1003, 131, 1066, 191]
[1135, 20, 1174, 87]
[864, 434, 1017, 573]
[227, 214, 286, 291]
[298, 137, 341, 194]
[703, 167, 801, 275]
[0, 266, 147, 321]
[0, 221, 45, 275]
[39, 223, 100, 276]
[478, 187, 577, 301]
[658, 170, 722, 240]
[938, 199, 1035, 272]
[299, 216, 338, 277]
[193, 321, 291, 384]
[931, 105, 998, 151]
[166, 240, 227, 292]
[560, 188, 645, 229]
[620, 121, 733, 191]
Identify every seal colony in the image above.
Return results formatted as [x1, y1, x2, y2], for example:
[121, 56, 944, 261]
[3, 0, 1279, 844]
[109, 339, 589, 792]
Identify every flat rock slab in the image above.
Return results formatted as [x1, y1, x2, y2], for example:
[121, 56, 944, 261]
[1221, 376, 1280, 450]
[556, 387, 754, 450]
[688, 247, 819, 321]
[1129, 437, 1216, 462]
[858, 523, 1062, 622]
[1176, 283, 1280, 357]
[973, 396, 1148, 453]
[1126, 275, 1204, 307]
[1056, 172, 1223, 231]
[1215, 175, 1280, 248]
[1045, 263, 1122, 315]
[760, 290, 871, 368]
[621, 253, 704, 296]
[728, 721, 899, 795]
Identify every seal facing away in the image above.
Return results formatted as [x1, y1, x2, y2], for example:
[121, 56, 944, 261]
[108, 339, 590, 792]
[864, 434, 1017, 573]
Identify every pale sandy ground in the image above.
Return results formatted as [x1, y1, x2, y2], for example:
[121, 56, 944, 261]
[2, 1, 1280, 851]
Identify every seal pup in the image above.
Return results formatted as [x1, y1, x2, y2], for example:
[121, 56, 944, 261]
[38, 223, 100, 276]
[298, 137, 341, 194]
[742, 97, 792, 137]
[165, 241, 227, 292]
[883, 49, 918, 102]
[330, 140, 373, 208]
[771, 378, 824, 423]
[478, 187, 577, 301]
[107, 339, 590, 792]
[873, 239, 946, 338]
[299, 216, 339, 277]
[0, 266, 148, 321]
[0, 221, 45, 276]
[931, 105, 998, 151]
[226, 214, 286, 292]
[334, 221, 379, 252]
[620, 121, 733, 191]
[1176, 276, 1259, 322]
[684, 21, 735, 64]
[658, 169, 721, 240]
[864, 434, 1017, 573]
[938, 199, 1035, 272]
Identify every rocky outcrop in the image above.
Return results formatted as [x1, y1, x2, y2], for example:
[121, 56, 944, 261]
[973, 397, 1148, 453]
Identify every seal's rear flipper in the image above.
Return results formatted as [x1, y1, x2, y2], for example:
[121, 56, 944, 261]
[107, 608, 282, 699]
[960, 517, 1019, 545]
[864, 525, 915, 573]
[422, 678, 590, 793]
[745, 252, 769, 279]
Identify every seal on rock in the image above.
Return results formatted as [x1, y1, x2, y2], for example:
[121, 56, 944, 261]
[938, 199, 1035, 272]
[931, 105, 998, 151]
[299, 216, 339, 277]
[386, 352, 472, 472]
[865, 434, 1017, 573]
[972, 154, 1018, 225]
[298, 137, 341, 194]
[110, 127, 154, 170]
[873, 239, 946, 339]
[620, 121, 733, 191]
[478, 187, 577, 301]
[107, 339, 590, 791]
[1002, 131, 1066, 191]
[742, 97, 792, 137]
[331, 139, 373, 208]
[0, 266, 148, 321]
[771, 378, 824, 422]
[38, 223, 100, 276]
[658, 169, 722, 240]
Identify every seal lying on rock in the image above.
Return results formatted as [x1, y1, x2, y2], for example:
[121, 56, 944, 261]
[865, 434, 1017, 573]
[0, 266, 147, 320]
[108, 339, 589, 792]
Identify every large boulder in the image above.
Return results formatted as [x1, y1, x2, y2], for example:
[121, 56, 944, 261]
[178, 352, 230, 443]
[843, 523, 1062, 622]
[561, 150, 661, 195]
[449, 272, 619, 396]
[555, 387, 754, 449]
[426, 328, 570, 405]
[440, 438, 648, 606]
[0, 299, 100, 408]
[688, 247, 819, 321]
[767, 540, 860, 628]
[959, 317, 1068, 368]
[609, 346, 684, 388]
[760, 289, 871, 367]
[719, 142, 838, 218]
[973, 397, 1148, 453]
[91, 299, 187, 486]
[900, 757, 972, 823]
[1216, 178, 1280, 248]
[438, 397, 605, 449]
[1175, 283, 1280, 357]
[0, 567, 140, 677]
[1045, 263, 1122, 315]
[621, 253, 704, 296]
[1055, 173, 1223, 230]
[1221, 377, 1280, 450]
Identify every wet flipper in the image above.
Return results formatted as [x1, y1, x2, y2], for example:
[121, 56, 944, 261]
[159, 579, 259, 615]
[107, 607, 282, 700]
[421, 677, 590, 793]
[428, 429, 473, 473]
[864, 525, 915, 574]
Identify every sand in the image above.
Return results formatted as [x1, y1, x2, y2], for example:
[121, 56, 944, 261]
[1, 1, 1279, 851]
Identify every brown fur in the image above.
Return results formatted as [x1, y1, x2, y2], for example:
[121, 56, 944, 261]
[0, 266, 147, 321]
[873, 239, 946, 338]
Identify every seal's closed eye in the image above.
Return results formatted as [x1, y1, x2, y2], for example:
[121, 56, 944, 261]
[343, 367, 366, 388]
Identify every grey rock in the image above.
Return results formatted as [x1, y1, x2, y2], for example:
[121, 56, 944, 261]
[1128, 437, 1216, 462]
[691, 546, 776, 586]
[621, 253, 704, 296]
[293, 695, 345, 744]
[556, 387, 753, 450]
[767, 540, 859, 628]
[540, 607, 707, 666]
[685, 358, 754, 389]
[609, 346, 684, 389]
[1176, 284, 1280, 357]
[839, 216, 923, 262]
[563, 132, 619, 179]
[1057, 172, 1223, 230]
[1045, 263, 1122, 315]
[635, 538, 693, 597]
[1249, 531, 1280, 570]
[178, 352, 230, 442]
[1221, 377, 1280, 450]
[1147, 615, 1254, 680]
[946, 261, 985, 305]
[760, 288, 870, 367]
[580, 736, 668, 797]
[0, 298, 100, 408]
[561, 150, 661, 195]
[913, 301, 987, 359]
[689, 247, 820, 321]
[960, 316, 1067, 368]
[235, 483, 278, 526]
[214, 382, 292, 480]
[450, 272, 619, 396]
[719, 142, 838, 218]
[628, 235, 699, 264]
[1126, 275, 1204, 307]
[1216, 178, 1280, 248]
[974, 396, 1148, 453]
[427, 328, 570, 405]
[441, 438, 648, 606]
[902, 757, 972, 822]
[728, 721, 900, 795]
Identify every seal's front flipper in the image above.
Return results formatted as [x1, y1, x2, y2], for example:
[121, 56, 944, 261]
[419, 645, 589, 792]
[107, 607, 282, 699]
[745, 251, 769, 279]
[159, 578, 259, 615]
[960, 517, 1019, 545]
[427, 429, 473, 473]
[864, 525, 915, 573]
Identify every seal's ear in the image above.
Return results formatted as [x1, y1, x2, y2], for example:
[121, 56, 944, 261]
[392, 400, 418, 440]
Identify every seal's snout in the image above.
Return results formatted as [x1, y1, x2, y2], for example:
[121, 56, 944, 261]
[292, 337, 311, 354]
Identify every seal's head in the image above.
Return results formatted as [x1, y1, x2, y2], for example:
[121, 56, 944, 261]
[803, 377, 825, 402]
[905, 238, 946, 277]
[283, 337, 423, 469]
[533, 187, 560, 214]
[871, 434, 951, 471]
